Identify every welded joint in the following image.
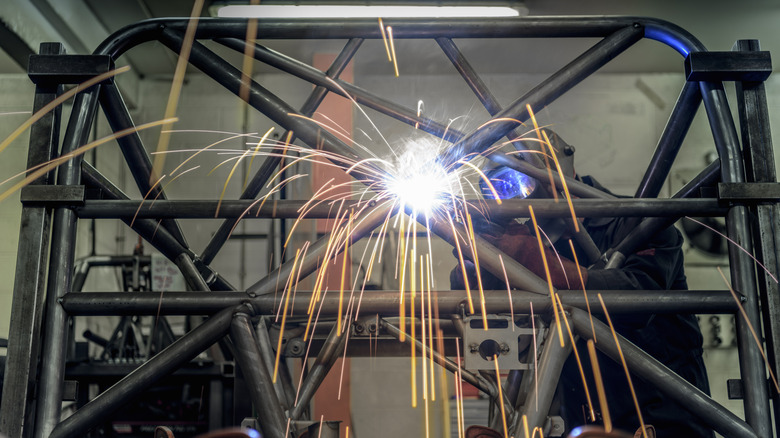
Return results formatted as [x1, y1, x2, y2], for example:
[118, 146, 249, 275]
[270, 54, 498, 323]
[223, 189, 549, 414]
[20, 185, 85, 207]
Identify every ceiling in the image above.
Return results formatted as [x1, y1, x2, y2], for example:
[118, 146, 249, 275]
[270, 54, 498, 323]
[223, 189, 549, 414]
[0, 0, 778, 78]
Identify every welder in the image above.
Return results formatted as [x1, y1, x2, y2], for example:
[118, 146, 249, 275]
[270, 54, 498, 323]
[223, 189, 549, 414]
[452, 129, 712, 438]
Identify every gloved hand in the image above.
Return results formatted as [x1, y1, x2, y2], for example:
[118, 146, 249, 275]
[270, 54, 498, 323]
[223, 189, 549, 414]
[450, 222, 588, 290]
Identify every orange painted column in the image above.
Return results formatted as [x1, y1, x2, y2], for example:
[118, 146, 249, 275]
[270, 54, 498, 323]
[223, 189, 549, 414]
[310, 53, 353, 437]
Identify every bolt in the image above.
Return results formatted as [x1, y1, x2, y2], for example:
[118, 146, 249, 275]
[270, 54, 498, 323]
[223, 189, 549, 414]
[469, 343, 479, 354]
[368, 323, 377, 333]
[500, 343, 510, 355]
[354, 323, 365, 333]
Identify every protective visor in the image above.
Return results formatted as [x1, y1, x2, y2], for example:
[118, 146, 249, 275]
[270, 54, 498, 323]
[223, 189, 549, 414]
[480, 166, 538, 200]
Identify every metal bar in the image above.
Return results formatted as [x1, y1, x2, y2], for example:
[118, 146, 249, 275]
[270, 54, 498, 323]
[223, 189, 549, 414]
[635, 81, 702, 198]
[427, 216, 551, 295]
[74, 198, 728, 219]
[256, 317, 295, 410]
[174, 253, 211, 291]
[247, 203, 393, 294]
[201, 37, 363, 265]
[80, 162, 235, 291]
[447, 24, 644, 163]
[215, 37, 460, 145]
[512, 319, 572, 435]
[435, 37, 601, 266]
[0, 42, 63, 438]
[60, 290, 739, 317]
[606, 159, 721, 268]
[49, 304, 239, 438]
[570, 307, 758, 438]
[288, 323, 347, 420]
[701, 79, 772, 436]
[381, 319, 496, 398]
[99, 83, 189, 247]
[230, 311, 289, 438]
[94, 17, 705, 60]
[734, 38, 780, 434]
[35, 86, 101, 438]
[159, 31, 373, 179]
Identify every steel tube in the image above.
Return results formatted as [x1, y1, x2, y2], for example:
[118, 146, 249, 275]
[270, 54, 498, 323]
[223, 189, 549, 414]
[99, 83, 189, 248]
[201, 37, 363, 265]
[288, 323, 347, 420]
[606, 160, 722, 268]
[159, 31, 373, 181]
[216, 37, 460, 144]
[448, 24, 644, 163]
[80, 163, 235, 291]
[247, 203, 393, 294]
[0, 43, 63, 438]
[513, 319, 572, 435]
[35, 87, 101, 438]
[381, 319, 496, 398]
[230, 312, 290, 438]
[634, 81, 702, 198]
[701, 80, 772, 436]
[734, 39, 780, 433]
[256, 317, 295, 410]
[74, 198, 727, 219]
[570, 307, 758, 438]
[94, 17, 703, 60]
[428, 217, 551, 295]
[49, 304, 238, 438]
[61, 290, 739, 317]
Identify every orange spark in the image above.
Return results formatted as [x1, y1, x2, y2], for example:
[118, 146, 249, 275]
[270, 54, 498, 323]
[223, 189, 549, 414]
[587, 339, 612, 432]
[597, 293, 648, 438]
[528, 205, 565, 346]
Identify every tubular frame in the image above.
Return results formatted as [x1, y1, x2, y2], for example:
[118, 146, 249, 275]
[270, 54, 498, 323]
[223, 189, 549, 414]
[0, 16, 777, 438]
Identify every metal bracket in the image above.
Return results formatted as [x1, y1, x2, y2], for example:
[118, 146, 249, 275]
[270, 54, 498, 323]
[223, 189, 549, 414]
[20, 185, 85, 206]
[28, 54, 115, 85]
[727, 378, 744, 400]
[718, 182, 780, 202]
[685, 50, 772, 82]
[463, 314, 535, 370]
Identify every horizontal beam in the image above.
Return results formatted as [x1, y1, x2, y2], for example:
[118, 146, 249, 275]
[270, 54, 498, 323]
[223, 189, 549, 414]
[74, 198, 729, 219]
[60, 289, 740, 316]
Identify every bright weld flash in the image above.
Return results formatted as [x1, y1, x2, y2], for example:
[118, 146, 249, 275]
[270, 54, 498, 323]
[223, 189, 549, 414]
[388, 140, 450, 215]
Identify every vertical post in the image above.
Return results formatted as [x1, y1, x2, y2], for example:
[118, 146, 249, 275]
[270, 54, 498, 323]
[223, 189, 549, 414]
[511, 320, 571, 436]
[700, 79, 772, 437]
[230, 312, 290, 438]
[0, 42, 64, 438]
[734, 38, 780, 435]
[34, 86, 101, 438]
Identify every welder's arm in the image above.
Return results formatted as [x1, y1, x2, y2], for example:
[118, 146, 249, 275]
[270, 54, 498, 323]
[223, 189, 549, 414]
[586, 225, 685, 292]
[450, 222, 588, 290]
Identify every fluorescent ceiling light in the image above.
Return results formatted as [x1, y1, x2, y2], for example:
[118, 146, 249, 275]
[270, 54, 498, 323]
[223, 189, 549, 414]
[216, 5, 521, 19]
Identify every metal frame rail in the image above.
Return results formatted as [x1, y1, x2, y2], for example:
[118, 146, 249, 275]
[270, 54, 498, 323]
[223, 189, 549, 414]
[0, 16, 776, 438]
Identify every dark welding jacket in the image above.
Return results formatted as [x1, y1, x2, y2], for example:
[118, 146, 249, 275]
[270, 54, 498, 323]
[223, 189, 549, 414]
[557, 176, 713, 438]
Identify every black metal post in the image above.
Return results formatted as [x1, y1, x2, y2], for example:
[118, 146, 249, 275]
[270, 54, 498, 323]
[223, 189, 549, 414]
[733, 38, 780, 435]
[700, 79, 772, 436]
[0, 42, 63, 438]
[34, 86, 101, 438]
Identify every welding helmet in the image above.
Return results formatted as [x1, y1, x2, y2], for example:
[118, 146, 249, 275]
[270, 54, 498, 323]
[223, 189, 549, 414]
[479, 128, 576, 201]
